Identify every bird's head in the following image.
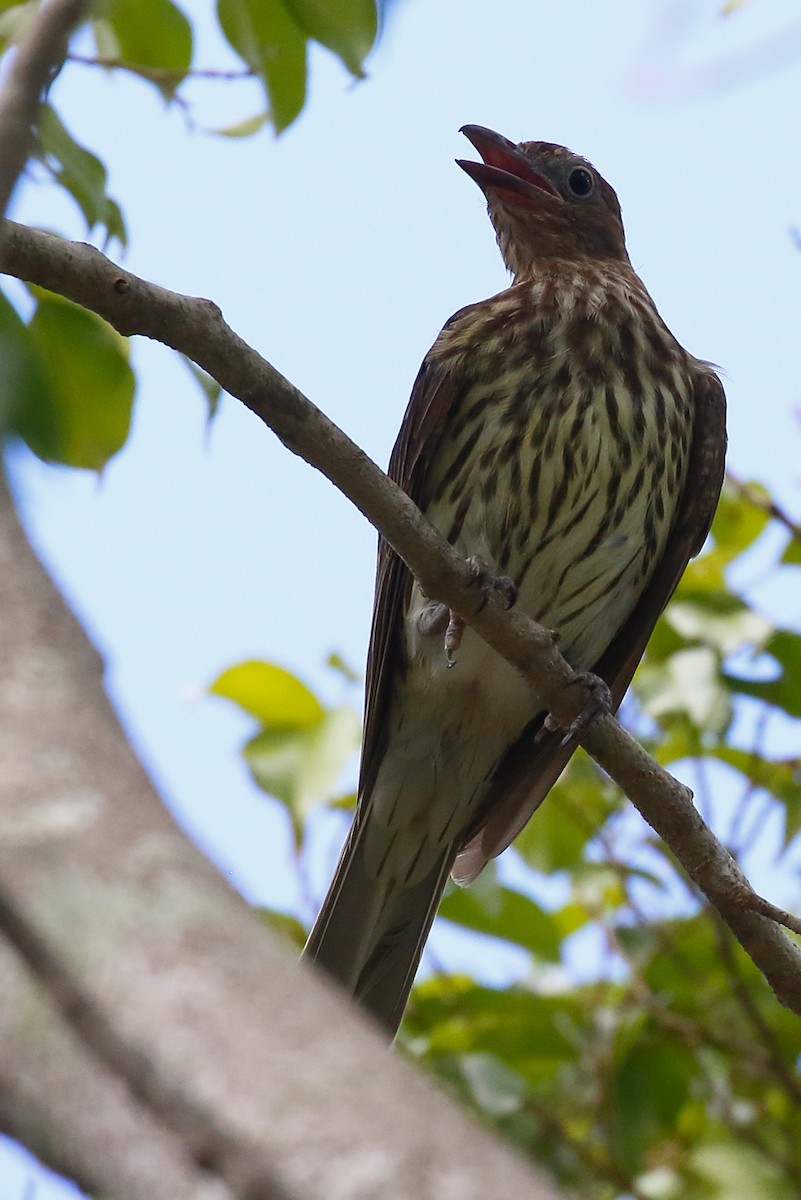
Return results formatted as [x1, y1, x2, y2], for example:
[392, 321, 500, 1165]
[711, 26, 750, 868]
[457, 125, 629, 278]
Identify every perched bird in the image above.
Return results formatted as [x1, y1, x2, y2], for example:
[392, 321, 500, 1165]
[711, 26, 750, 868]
[304, 126, 726, 1037]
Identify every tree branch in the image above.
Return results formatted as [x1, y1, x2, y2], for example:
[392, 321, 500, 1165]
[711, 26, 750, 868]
[0, 0, 88, 228]
[1, 219, 800, 1023]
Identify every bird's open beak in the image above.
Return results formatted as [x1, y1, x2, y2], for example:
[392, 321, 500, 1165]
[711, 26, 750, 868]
[457, 125, 560, 208]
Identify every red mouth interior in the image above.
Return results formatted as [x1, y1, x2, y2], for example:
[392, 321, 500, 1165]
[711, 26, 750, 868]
[471, 140, 557, 197]
[458, 128, 559, 205]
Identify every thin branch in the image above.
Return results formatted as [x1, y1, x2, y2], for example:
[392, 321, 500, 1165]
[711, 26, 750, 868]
[747, 894, 801, 937]
[0, 0, 88, 227]
[67, 52, 254, 82]
[1, 218, 800, 1019]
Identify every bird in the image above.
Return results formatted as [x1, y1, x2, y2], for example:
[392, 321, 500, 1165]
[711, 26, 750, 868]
[304, 125, 726, 1038]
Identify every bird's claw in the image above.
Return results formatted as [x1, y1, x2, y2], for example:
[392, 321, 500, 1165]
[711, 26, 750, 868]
[464, 555, 517, 612]
[445, 613, 466, 667]
[542, 671, 613, 749]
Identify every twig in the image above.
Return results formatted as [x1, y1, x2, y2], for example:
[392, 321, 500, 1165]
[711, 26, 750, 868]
[67, 52, 254, 83]
[747, 894, 801, 937]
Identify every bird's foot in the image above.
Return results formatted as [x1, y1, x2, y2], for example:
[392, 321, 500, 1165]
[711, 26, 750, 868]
[413, 605, 470, 665]
[444, 612, 466, 666]
[447, 558, 516, 665]
[415, 557, 517, 668]
[542, 671, 613, 749]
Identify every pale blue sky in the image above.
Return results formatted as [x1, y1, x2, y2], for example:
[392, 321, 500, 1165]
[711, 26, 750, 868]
[4, 1, 801, 1194]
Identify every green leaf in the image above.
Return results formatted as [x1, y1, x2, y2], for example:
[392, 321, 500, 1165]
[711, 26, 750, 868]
[642, 606, 693, 664]
[213, 112, 269, 138]
[681, 483, 770, 590]
[514, 794, 588, 872]
[328, 790, 357, 811]
[210, 660, 325, 729]
[439, 876, 562, 961]
[607, 1039, 695, 1175]
[258, 907, 308, 948]
[93, 0, 193, 96]
[13, 291, 134, 470]
[646, 718, 701, 767]
[181, 355, 222, 423]
[713, 483, 771, 556]
[407, 978, 579, 1067]
[0, 289, 54, 435]
[514, 753, 616, 873]
[637, 914, 734, 1005]
[243, 702, 360, 836]
[217, 0, 307, 133]
[35, 105, 127, 248]
[283, 0, 376, 76]
[781, 535, 801, 566]
[211, 660, 361, 839]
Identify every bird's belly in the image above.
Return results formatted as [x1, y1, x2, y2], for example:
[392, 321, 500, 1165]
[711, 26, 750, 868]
[512, 494, 662, 670]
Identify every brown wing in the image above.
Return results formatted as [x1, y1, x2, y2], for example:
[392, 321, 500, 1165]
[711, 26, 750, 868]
[454, 366, 727, 883]
[357, 349, 465, 807]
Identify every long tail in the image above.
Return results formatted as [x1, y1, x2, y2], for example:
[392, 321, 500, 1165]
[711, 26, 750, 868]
[303, 819, 453, 1038]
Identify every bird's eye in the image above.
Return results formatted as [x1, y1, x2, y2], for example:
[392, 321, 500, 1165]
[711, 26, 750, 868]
[567, 167, 594, 198]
